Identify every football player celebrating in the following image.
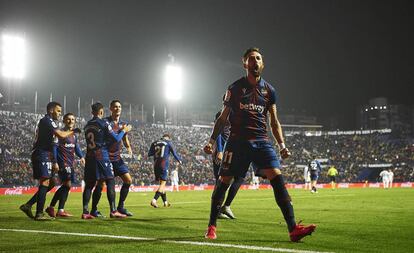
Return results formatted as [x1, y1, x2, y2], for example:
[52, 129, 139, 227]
[203, 47, 316, 242]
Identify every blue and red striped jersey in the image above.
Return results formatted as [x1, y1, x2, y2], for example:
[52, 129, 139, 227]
[106, 116, 128, 162]
[84, 116, 126, 161]
[56, 131, 83, 167]
[148, 139, 181, 168]
[223, 77, 277, 141]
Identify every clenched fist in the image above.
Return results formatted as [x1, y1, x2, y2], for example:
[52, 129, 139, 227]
[280, 147, 291, 160]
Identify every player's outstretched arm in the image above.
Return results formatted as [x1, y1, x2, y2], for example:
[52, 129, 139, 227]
[54, 129, 76, 139]
[268, 104, 291, 159]
[204, 106, 230, 154]
[109, 124, 132, 142]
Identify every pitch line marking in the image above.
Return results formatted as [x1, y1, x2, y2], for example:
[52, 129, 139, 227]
[0, 228, 333, 253]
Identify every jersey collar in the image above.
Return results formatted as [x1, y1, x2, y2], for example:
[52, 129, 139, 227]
[243, 76, 265, 88]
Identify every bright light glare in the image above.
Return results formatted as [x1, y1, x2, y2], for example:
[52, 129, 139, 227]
[164, 65, 183, 101]
[1, 34, 26, 79]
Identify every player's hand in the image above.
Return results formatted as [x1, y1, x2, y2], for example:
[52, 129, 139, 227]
[215, 152, 223, 164]
[79, 157, 85, 167]
[216, 152, 223, 162]
[280, 148, 291, 160]
[52, 163, 59, 173]
[203, 143, 213, 155]
[123, 124, 132, 133]
[73, 128, 82, 134]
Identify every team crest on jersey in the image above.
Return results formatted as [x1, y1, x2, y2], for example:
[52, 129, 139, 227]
[224, 90, 231, 102]
[51, 121, 58, 128]
[261, 88, 268, 96]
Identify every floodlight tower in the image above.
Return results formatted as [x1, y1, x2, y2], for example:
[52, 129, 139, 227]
[1, 33, 26, 106]
[164, 54, 183, 125]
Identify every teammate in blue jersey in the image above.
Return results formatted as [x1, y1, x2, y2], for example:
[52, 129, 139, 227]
[148, 134, 182, 208]
[212, 111, 244, 219]
[309, 157, 322, 193]
[81, 102, 132, 219]
[45, 113, 85, 218]
[88, 100, 134, 217]
[203, 47, 316, 241]
[19, 102, 81, 221]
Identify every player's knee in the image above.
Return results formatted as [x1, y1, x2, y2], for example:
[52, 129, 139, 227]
[122, 174, 132, 184]
[96, 180, 105, 188]
[105, 178, 115, 188]
[64, 180, 71, 188]
[263, 168, 281, 180]
[219, 176, 233, 184]
[40, 178, 50, 187]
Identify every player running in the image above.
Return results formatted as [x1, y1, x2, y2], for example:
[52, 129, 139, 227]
[20, 102, 80, 220]
[148, 134, 182, 208]
[45, 113, 85, 217]
[203, 47, 316, 242]
[81, 102, 132, 219]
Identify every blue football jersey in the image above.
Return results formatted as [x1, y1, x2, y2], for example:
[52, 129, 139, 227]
[309, 160, 322, 174]
[105, 116, 128, 162]
[223, 77, 277, 141]
[33, 114, 59, 162]
[148, 139, 181, 168]
[56, 130, 83, 167]
[84, 116, 126, 161]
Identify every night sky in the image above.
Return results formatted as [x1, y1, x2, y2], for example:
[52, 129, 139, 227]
[0, 0, 413, 129]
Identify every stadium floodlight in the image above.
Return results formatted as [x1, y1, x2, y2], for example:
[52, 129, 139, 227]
[1, 33, 26, 80]
[164, 65, 183, 101]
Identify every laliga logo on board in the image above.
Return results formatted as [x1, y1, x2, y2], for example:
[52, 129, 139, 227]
[239, 103, 265, 114]
[5, 188, 23, 195]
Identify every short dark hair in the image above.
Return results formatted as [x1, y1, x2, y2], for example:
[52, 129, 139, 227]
[162, 133, 171, 139]
[243, 47, 262, 62]
[91, 102, 104, 114]
[63, 112, 75, 121]
[46, 101, 62, 112]
[110, 99, 121, 108]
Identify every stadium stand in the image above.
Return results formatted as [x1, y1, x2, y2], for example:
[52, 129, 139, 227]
[0, 110, 413, 187]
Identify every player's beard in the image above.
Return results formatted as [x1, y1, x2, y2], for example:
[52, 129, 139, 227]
[249, 65, 263, 78]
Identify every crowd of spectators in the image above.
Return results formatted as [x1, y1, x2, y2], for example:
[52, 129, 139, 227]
[1, 110, 413, 187]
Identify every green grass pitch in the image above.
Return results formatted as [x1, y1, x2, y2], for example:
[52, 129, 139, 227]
[0, 188, 413, 253]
